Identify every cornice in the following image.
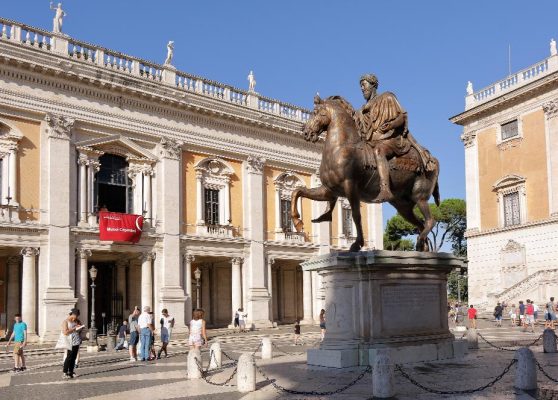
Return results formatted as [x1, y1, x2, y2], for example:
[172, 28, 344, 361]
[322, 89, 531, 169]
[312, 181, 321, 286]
[450, 71, 558, 125]
[465, 215, 558, 238]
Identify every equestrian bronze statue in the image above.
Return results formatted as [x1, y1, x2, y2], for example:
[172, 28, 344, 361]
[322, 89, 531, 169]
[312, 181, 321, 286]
[291, 74, 440, 252]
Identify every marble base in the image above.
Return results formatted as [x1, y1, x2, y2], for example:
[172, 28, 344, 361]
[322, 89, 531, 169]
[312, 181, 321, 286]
[302, 250, 464, 367]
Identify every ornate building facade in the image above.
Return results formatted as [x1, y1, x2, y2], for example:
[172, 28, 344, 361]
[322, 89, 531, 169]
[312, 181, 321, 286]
[0, 17, 383, 340]
[451, 41, 558, 310]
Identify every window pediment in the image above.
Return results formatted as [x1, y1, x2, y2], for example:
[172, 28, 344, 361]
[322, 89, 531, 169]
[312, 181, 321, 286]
[492, 174, 526, 192]
[274, 172, 305, 199]
[75, 134, 156, 162]
[194, 158, 235, 188]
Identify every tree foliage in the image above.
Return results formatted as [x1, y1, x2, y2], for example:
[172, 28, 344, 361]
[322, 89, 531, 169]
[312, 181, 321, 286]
[384, 198, 466, 254]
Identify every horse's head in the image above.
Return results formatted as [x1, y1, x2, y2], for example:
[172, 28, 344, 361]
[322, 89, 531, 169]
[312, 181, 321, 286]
[303, 95, 330, 143]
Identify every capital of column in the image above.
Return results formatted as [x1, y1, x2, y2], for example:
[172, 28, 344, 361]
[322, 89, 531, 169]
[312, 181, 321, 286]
[76, 248, 92, 259]
[44, 113, 75, 140]
[88, 159, 101, 172]
[140, 252, 156, 263]
[183, 253, 195, 263]
[461, 130, 477, 148]
[246, 156, 265, 174]
[21, 247, 39, 258]
[141, 164, 155, 176]
[159, 137, 182, 160]
[77, 153, 89, 166]
[543, 100, 558, 120]
[268, 257, 275, 266]
[231, 257, 243, 266]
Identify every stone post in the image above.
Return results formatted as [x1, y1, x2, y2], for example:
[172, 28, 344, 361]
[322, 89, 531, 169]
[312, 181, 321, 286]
[209, 342, 222, 370]
[76, 249, 91, 327]
[261, 337, 272, 360]
[187, 349, 203, 379]
[372, 348, 394, 398]
[141, 252, 155, 310]
[302, 269, 313, 324]
[543, 328, 557, 353]
[21, 247, 39, 334]
[514, 348, 537, 391]
[231, 257, 242, 325]
[466, 328, 479, 350]
[237, 353, 256, 392]
[6, 256, 20, 334]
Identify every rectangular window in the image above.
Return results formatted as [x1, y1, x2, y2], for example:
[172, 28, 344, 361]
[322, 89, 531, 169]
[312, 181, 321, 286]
[204, 188, 219, 225]
[280, 199, 292, 232]
[503, 191, 521, 227]
[501, 120, 518, 141]
[342, 208, 353, 238]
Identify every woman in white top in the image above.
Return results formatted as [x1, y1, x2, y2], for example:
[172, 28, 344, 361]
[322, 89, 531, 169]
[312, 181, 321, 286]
[188, 309, 207, 350]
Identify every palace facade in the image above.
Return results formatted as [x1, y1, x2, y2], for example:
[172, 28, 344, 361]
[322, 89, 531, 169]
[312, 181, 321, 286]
[451, 40, 558, 310]
[0, 17, 383, 340]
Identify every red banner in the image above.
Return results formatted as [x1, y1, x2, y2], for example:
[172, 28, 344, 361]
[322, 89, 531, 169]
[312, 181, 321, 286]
[99, 212, 144, 243]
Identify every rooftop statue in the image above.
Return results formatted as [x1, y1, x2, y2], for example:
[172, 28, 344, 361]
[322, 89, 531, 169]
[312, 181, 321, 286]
[164, 41, 174, 65]
[247, 70, 256, 92]
[50, 2, 67, 34]
[291, 74, 440, 252]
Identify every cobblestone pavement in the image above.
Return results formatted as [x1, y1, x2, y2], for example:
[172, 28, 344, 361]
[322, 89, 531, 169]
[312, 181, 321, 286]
[0, 321, 556, 399]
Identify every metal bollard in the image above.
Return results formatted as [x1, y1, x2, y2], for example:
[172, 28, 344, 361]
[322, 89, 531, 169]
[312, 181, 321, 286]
[372, 348, 394, 398]
[261, 337, 272, 360]
[237, 353, 256, 392]
[209, 342, 222, 370]
[514, 347, 537, 391]
[466, 328, 479, 350]
[187, 349, 203, 380]
[543, 328, 557, 353]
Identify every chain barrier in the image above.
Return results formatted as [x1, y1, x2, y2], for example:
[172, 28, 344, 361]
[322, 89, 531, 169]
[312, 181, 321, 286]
[477, 332, 543, 352]
[251, 340, 262, 357]
[254, 362, 371, 396]
[535, 359, 558, 384]
[395, 359, 517, 395]
[194, 355, 238, 387]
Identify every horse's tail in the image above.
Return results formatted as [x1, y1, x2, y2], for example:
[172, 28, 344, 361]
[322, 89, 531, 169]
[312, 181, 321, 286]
[433, 180, 440, 207]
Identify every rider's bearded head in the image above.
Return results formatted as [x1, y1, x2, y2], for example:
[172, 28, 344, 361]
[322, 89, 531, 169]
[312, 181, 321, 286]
[360, 74, 379, 101]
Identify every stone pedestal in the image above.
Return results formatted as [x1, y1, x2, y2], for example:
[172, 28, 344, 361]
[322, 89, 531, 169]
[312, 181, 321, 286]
[302, 251, 464, 368]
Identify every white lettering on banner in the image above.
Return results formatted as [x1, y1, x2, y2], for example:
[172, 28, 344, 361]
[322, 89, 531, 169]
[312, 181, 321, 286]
[106, 227, 137, 233]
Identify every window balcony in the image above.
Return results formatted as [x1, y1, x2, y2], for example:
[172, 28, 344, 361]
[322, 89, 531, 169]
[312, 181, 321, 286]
[198, 223, 235, 238]
[275, 230, 306, 243]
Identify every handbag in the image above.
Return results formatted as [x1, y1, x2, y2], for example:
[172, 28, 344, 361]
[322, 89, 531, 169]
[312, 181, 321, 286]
[55, 332, 72, 350]
[123, 339, 129, 349]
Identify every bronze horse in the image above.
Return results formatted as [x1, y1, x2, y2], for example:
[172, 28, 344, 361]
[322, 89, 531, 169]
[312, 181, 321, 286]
[291, 95, 440, 252]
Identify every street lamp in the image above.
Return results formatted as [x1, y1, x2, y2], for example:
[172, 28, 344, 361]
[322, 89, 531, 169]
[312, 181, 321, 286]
[88, 265, 98, 348]
[194, 267, 201, 309]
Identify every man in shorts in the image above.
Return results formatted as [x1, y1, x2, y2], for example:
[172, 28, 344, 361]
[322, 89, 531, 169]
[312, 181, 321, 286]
[128, 306, 140, 362]
[467, 305, 477, 329]
[524, 300, 535, 333]
[546, 297, 556, 329]
[6, 313, 27, 373]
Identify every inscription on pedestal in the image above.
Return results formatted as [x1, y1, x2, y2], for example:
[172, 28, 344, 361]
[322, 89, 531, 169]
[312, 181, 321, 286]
[380, 284, 441, 334]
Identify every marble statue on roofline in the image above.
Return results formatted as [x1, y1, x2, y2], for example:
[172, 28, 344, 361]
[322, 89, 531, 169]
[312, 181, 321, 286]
[247, 70, 256, 92]
[164, 41, 174, 65]
[466, 81, 474, 95]
[551, 38, 557, 57]
[50, 2, 67, 34]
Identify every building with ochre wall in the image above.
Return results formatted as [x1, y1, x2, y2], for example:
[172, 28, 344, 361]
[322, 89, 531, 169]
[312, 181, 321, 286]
[0, 16, 383, 340]
[451, 40, 558, 310]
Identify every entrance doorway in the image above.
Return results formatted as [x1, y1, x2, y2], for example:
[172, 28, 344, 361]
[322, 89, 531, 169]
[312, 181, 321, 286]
[272, 262, 303, 324]
[95, 154, 133, 213]
[88, 262, 123, 334]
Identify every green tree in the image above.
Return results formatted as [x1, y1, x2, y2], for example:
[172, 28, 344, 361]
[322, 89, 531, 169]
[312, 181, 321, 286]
[384, 198, 466, 254]
[383, 232, 414, 251]
[447, 270, 468, 302]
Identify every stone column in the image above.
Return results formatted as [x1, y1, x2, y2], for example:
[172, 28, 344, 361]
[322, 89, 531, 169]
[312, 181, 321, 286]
[242, 156, 272, 327]
[543, 101, 558, 216]
[8, 146, 17, 204]
[141, 252, 155, 310]
[78, 154, 88, 225]
[461, 131, 481, 230]
[21, 247, 39, 334]
[75, 249, 91, 327]
[184, 254, 194, 322]
[142, 165, 153, 221]
[116, 259, 128, 316]
[231, 257, 242, 324]
[128, 164, 143, 216]
[87, 159, 100, 225]
[223, 177, 231, 224]
[274, 188, 282, 232]
[6, 256, 20, 332]
[1, 154, 9, 205]
[302, 269, 313, 324]
[195, 171, 203, 224]
[267, 257, 274, 324]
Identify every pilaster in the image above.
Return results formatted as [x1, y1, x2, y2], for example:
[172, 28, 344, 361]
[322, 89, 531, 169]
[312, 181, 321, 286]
[543, 100, 558, 216]
[461, 129, 481, 231]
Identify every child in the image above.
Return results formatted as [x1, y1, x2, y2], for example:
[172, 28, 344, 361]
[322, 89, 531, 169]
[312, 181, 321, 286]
[294, 320, 301, 345]
[6, 313, 27, 373]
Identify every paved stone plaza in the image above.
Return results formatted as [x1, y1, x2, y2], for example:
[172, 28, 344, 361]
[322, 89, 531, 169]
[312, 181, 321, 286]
[0, 320, 557, 399]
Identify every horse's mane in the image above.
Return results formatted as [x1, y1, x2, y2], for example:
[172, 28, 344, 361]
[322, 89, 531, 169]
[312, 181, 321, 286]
[326, 95, 356, 118]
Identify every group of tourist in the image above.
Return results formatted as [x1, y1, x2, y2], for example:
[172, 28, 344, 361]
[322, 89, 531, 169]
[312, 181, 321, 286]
[126, 306, 175, 362]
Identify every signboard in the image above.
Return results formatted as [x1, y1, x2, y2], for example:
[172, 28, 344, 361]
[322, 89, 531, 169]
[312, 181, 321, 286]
[99, 211, 143, 243]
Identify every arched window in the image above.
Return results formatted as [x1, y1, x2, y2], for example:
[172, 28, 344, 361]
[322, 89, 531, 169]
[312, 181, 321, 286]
[273, 172, 305, 242]
[493, 174, 526, 227]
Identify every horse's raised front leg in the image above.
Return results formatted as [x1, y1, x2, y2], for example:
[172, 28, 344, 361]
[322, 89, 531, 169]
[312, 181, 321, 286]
[291, 185, 336, 232]
[347, 193, 364, 253]
[311, 198, 338, 223]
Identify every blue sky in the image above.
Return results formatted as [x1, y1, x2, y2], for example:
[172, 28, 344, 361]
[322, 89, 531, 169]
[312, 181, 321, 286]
[4, 1, 558, 224]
